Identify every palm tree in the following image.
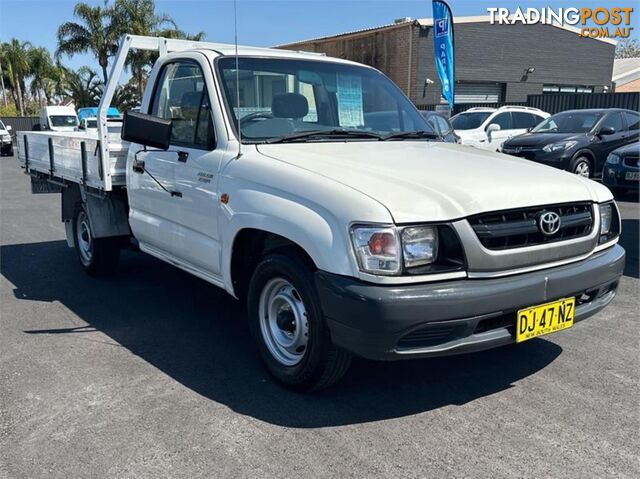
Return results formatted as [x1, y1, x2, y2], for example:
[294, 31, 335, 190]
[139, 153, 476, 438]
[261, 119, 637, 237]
[61, 66, 103, 108]
[0, 39, 32, 115]
[28, 47, 55, 107]
[56, 2, 120, 83]
[113, 0, 205, 98]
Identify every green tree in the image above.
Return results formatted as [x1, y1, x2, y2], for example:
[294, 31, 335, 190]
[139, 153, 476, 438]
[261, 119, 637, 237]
[28, 47, 55, 106]
[113, 0, 205, 98]
[56, 1, 120, 83]
[61, 66, 103, 108]
[0, 39, 32, 116]
[615, 38, 640, 59]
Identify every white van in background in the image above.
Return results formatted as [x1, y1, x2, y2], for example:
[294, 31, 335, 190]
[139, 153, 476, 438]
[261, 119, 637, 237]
[39, 106, 79, 132]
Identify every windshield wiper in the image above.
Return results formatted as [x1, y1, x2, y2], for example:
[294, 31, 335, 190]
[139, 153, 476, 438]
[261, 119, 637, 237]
[264, 129, 384, 144]
[381, 130, 440, 141]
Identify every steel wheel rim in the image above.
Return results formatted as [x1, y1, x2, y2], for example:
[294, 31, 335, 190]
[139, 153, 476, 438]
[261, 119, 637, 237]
[575, 161, 590, 177]
[258, 277, 309, 366]
[76, 211, 93, 265]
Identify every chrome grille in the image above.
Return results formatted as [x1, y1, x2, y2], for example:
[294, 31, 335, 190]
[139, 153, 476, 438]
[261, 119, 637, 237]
[469, 203, 594, 250]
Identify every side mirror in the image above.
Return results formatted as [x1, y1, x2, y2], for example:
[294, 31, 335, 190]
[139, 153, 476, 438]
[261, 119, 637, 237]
[598, 126, 615, 136]
[78, 121, 85, 130]
[486, 123, 501, 133]
[6, 125, 12, 131]
[121, 111, 172, 150]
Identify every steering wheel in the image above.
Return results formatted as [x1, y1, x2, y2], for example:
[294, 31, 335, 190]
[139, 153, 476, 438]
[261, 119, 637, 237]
[240, 111, 274, 125]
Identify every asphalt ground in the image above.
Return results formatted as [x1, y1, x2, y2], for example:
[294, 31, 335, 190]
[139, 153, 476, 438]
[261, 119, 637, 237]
[1, 151, 638, 478]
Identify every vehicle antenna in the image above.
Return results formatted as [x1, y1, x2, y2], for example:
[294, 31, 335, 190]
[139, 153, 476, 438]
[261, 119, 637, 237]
[234, 0, 242, 158]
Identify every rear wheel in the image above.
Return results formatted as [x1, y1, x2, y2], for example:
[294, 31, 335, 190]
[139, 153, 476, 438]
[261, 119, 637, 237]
[247, 251, 351, 391]
[570, 156, 591, 178]
[73, 205, 120, 276]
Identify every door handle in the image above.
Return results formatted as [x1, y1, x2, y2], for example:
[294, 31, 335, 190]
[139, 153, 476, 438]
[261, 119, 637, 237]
[170, 191, 182, 198]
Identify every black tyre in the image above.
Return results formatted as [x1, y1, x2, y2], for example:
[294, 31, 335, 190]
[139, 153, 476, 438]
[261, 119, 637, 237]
[247, 250, 351, 391]
[570, 156, 592, 178]
[73, 204, 120, 277]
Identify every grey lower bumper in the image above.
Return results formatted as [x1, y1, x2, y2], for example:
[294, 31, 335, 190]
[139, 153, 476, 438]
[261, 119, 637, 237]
[315, 244, 625, 360]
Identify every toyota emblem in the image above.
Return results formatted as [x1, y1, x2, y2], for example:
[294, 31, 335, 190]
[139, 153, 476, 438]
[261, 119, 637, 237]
[538, 211, 561, 236]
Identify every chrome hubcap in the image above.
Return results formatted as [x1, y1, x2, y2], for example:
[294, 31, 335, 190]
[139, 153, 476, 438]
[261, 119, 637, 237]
[258, 278, 309, 366]
[76, 211, 93, 265]
[575, 161, 590, 177]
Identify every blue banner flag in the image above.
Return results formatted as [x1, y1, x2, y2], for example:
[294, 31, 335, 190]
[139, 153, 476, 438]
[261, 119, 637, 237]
[432, 0, 455, 108]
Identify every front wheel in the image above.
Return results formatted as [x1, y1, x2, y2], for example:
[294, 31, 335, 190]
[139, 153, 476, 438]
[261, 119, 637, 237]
[570, 156, 591, 178]
[73, 205, 120, 276]
[247, 251, 351, 391]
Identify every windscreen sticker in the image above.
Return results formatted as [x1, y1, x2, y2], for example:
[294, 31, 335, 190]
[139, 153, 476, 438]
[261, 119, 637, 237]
[336, 74, 364, 127]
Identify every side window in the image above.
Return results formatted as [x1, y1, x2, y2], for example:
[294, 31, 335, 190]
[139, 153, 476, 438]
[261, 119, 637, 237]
[512, 112, 537, 129]
[532, 114, 545, 127]
[600, 112, 623, 133]
[624, 111, 639, 131]
[489, 112, 512, 130]
[150, 61, 214, 149]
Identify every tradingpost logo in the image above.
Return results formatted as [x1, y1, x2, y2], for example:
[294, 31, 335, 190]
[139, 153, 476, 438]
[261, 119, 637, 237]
[487, 6, 635, 39]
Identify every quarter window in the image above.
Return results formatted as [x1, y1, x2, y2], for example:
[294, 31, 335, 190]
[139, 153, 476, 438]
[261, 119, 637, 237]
[150, 61, 215, 149]
[512, 112, 539, 129]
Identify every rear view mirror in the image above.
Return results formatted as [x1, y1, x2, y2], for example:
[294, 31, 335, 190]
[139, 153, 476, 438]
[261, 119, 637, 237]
[598, 126, 615, 136]
[121, 111, 172, 150]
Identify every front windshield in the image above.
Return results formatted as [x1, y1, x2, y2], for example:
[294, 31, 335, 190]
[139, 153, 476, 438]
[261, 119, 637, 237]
[216, 57, 433, 142]
[86, 119, 98, 129]
[532, 112, 604, 133]
[451, 112, 492, 130]
[50, 115, 78, 128]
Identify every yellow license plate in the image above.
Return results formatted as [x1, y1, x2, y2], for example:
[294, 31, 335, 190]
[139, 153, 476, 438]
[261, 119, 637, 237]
[516, 297, 575, 343]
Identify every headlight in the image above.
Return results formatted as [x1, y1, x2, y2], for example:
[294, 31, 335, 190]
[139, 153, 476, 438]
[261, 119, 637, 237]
[402, 226, 438, 267]
[542, 141, 577, 153]
[350, 226, 401, 275]
[1, 134, 10, 142]
[599, 203, 613, 235]
[598, 201, 620, 244]
[606, 153, 620, 165]
[350, 225, 442, 275]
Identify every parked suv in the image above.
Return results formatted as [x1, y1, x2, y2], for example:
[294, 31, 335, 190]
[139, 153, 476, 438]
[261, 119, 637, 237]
[0, 119, 13, 156]
[602, 141, 639, 195]
[501, 109, 640, 178]
[451, 106, 548, 150]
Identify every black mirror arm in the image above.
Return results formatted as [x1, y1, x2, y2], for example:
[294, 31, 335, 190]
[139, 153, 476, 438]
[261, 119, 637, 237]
[132, 147, 181, 197]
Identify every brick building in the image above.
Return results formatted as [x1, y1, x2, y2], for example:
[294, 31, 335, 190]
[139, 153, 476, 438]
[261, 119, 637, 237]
[278, 16, 617, 107]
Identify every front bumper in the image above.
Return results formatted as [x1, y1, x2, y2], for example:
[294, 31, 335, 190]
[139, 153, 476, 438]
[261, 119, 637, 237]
[316, 244, 625, 360]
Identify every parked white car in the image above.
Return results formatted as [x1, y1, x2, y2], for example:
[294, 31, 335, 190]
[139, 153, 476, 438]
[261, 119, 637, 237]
[452, 106, 549, 151]
[16, 35, 625, 391]
[39, 106, 79, 132]
[0, 119, 12, 156]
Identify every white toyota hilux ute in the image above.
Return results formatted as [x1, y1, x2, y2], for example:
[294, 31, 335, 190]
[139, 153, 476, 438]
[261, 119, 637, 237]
[17, 35, 625, 391]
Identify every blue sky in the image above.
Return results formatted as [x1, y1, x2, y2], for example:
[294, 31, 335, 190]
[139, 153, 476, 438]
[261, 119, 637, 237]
[0, 0, 637, 72]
